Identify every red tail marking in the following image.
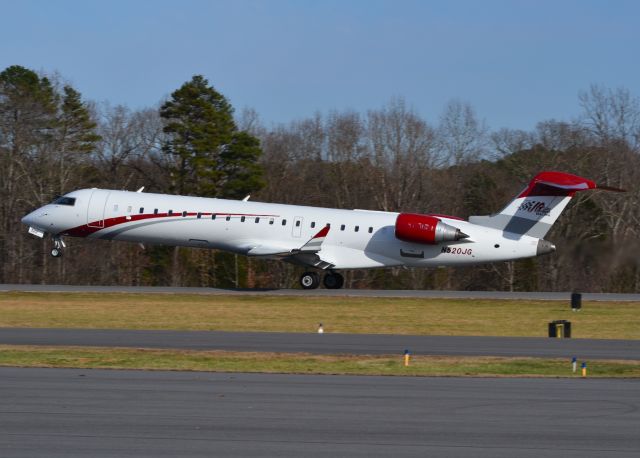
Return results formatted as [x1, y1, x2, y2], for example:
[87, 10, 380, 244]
[518, 171, 596, 198]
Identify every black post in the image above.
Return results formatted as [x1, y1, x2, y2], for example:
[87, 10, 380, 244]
[571, 292, 582, 311]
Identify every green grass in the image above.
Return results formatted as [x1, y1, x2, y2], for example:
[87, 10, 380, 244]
[0, 291, 638, 339]
[1, 345, 638, 377]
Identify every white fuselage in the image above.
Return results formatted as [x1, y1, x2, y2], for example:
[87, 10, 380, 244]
[22, 188, 541, 269]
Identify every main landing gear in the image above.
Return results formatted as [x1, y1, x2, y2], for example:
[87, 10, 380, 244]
[299, 271, 344, 290]
[51, 237, 65, 258]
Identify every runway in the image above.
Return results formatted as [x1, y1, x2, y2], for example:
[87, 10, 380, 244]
[1, 328, 639, 360]
[0, 367, 638, 457]
[2, 283, 640, 301]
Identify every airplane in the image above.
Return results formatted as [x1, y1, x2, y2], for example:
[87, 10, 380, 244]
[21, 171, 623, 289]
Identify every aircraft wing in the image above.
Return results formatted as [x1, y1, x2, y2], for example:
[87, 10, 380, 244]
[246, 244, 295, 256]
[246, 226, 334, 269]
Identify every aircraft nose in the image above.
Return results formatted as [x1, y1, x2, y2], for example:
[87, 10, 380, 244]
[21, 211, 36, 226]
[22, 208, 47, 228]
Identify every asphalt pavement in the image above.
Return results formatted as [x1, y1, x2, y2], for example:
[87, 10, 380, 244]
[2, 283, 640, 301]
[0, 367, 638, 457]
[1, 328, 638, 360]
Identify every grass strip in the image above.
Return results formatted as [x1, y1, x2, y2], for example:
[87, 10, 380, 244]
[0, 345, 639, 377]
[0, 291, 639, 339]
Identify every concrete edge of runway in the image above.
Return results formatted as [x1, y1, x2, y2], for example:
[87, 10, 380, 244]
[2, 283, 640, 301]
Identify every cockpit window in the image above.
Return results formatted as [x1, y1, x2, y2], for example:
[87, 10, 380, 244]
[52, 196, 76, 206]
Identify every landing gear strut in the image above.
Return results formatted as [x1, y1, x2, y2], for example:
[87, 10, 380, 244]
[51, 237, 65, 258]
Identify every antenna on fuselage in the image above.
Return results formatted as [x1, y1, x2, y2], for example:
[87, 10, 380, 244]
[242, 195, 250, 202]
[136, 186, 145, 193]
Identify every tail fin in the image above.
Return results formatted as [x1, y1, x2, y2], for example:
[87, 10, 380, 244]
[468, 171, 624, 238]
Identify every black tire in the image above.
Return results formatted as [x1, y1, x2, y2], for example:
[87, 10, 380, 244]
[51, 248, 62, 258]
[300, 272, 320, 289]
[323, 272, 344, 289]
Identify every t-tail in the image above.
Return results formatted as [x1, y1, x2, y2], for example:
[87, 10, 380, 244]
[468, 171, 625, 240]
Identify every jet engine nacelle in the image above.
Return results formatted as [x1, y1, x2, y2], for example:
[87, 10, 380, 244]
[395, 213, 468, 245]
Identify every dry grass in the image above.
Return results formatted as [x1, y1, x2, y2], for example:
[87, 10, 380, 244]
[0, 291, 638, 339]
[1, 345, 638, 377]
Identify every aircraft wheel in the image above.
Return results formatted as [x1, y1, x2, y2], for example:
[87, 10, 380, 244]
[323, 272, 344, 289]
[51, 248, 63, 258]
[300, 272, 320, 289]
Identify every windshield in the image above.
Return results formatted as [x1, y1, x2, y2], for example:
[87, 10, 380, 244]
[52, 196, 76, 206]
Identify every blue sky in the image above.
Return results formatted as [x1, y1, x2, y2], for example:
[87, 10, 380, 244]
[2, 0, 638, 130]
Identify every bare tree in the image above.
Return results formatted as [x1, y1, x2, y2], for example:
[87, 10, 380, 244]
[578, 84, 640, 152]
[365, 98, 437, 211]
[437, 99, 488, 165]
[490, 128, 535, 159]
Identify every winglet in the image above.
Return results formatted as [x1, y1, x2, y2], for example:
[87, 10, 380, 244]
[299, 225, 330, 252]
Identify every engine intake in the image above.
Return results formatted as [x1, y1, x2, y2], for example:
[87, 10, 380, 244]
[395, 213, 468, 245]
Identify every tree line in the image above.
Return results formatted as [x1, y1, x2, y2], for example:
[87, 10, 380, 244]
[1, 64, 638, 291]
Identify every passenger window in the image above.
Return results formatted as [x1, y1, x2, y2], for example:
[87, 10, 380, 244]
[139, 207, 144, 214]
[355, 226, 359, 232]
[197, 212, 202, 219]
[212, 214, 216, 220]
[168, 210, 173, 215]
[368, 227, 373, 233]
[295, 220, 301, 227]
[282, 219, 287, 226]
[154, 208, 158, 215]
[326, 223, 331, 228]
[340, 224, 345, 231]
[182, 211, 187, 217]
[311, 222, 316, 228]
[226, 216, 231, 221]
[255, 217, 260, 223]
[241, 216, 245, 222]
[269, 218, 274, 225]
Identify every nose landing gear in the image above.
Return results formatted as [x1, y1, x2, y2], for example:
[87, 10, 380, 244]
[299, 271, 344, 289]
[51, 237, 65, 258]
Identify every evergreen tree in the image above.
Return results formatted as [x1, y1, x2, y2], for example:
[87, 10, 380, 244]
[160, 75, 263, 197]
[58, 85, 101, 155]
[0, 65, 58, 155]
[219, 131, 265, 198]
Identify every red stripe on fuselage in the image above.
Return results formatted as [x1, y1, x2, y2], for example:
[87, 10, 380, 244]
[62, 212, 279, 238]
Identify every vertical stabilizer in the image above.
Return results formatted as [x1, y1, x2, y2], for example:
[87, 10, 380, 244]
[468, 171, 615, 238]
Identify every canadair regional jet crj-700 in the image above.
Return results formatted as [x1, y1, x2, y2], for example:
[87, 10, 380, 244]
[22, 171, 623, 289]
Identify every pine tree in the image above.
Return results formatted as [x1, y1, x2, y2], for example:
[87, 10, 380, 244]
[58, 85, 101, 155]
[160, 75, 263, 197]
